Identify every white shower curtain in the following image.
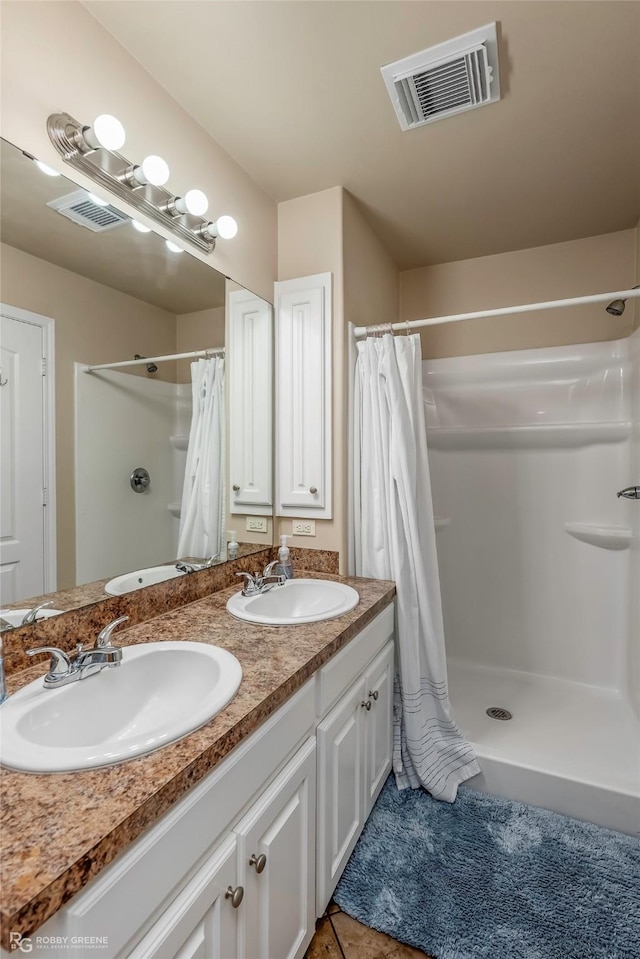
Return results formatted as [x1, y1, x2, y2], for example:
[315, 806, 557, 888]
[177, 356, 225, 560]
[353, 333, 480, 802]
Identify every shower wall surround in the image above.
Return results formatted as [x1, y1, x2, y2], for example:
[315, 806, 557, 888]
[424, 335, 634, 694]
[423, 332, 639, 833]
[75, 366, 177, 584]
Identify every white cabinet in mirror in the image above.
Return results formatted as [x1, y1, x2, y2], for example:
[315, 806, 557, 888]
[0, 137, 274, 619]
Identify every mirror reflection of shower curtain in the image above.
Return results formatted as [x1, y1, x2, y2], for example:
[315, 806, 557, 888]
[177, 357, 225, 560]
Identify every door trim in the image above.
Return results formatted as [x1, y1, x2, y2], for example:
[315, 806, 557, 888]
[0, 303, 57, 592]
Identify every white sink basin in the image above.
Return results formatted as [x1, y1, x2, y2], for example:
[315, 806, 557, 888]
[0, 641, 242, 772]
[226, 578, 359, 626]
[105, 565, 186, 596]
[0, 608, 63, 627]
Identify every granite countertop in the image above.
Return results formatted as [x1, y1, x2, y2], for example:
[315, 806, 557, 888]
[0, 573, 395, 949]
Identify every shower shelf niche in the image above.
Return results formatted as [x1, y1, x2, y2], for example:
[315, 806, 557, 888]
[564, 522, 631, 550]
[426, 422, 632, 450]
[170, 434, 189, 451]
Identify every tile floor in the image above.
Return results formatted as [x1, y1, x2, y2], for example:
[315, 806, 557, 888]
[304, 901, 431, 959]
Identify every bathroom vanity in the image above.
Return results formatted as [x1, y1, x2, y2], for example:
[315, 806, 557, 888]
[0, 575, 395, 958]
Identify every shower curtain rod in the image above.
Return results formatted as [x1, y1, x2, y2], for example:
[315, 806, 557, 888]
[352, 289, 640, 338]
[84, 347, 225, 373]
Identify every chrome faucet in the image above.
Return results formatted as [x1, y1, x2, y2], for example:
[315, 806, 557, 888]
[236, 561, 285, 597]
[20, 601, 54, 626]
[26, 616, 129, 689]
[175, 554, 220, 574]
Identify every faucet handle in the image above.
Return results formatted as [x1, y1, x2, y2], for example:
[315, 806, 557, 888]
[20, 601, 54, 626]
[96, 616, 129, 648]
[236, 572, 256, 584]
[26, 646, 72, 678]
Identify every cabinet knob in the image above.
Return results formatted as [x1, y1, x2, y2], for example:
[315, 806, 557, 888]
[369, 690, 379, 701]
[309, 486, 318, 495]
[249, 852, 267, 874]
[233, 484, 240, 492]
[225, 885, 244, 908]
[361, 699, 372, 711]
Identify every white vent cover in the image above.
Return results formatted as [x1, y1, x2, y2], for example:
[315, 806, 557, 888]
[381, 22, 501, 131]
[46, 190, 130, 232]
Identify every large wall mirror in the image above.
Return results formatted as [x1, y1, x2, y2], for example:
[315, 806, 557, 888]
[0, 136, 273, 624]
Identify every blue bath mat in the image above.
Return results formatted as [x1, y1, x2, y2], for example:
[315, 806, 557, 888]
[334, 776, 640, 959]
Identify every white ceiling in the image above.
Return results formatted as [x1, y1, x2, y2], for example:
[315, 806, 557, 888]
[85, 1, 640, 270]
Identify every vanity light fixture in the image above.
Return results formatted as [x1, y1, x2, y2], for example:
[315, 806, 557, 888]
[46, 112, 238, 254]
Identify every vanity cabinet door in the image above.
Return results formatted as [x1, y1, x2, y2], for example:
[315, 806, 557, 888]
[316, 676, 367, 914]
[364, 641, 394, 812]
[236, 737, 316, 959]
[316, 639, 395, 915]
[127, 836, 239, 959]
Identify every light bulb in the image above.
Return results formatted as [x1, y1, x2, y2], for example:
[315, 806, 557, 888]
[202, 215, 238, 240]
[166, 240, 183, 253]
[215, 215, 238, 239]
[35, 160, 60, 177]
[183, 189, 208, 216]
[132, 220, 151, 233]
[88, 192, 109, 207]
[141, 155, 170, 186]
[92, 114, 126, 151]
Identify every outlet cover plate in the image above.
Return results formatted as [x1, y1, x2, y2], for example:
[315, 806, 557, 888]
[292, 519, 316, 536]
[246, 516, 268, 533]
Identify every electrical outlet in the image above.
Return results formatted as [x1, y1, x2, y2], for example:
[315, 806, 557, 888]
[292, 519, 316, 536]
[246, 516, 267, 533]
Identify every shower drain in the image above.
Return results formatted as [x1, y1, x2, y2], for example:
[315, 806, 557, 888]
[486, 706, 512, 721]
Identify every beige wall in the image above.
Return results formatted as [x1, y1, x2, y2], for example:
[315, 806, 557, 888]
[276, 187, 399, 565]
[343, 191, 399, 331]
[400, 230, 637, 359]
[1, 242, 177, 589]
[277, 187, 345, 559]
[0, 1, 277, 302]
[176, 307, 225, 383]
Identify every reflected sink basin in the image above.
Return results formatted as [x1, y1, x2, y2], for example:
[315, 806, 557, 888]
[0, 641, 242, 772]
[0, 608, 63, 627]
[105, 565, 186, 596]
[226, 578, 359, 626]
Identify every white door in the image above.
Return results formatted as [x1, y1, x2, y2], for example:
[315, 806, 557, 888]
[0, 313, 47, 603]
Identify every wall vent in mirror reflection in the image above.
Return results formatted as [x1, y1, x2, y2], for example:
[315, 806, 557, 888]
[0, 136, 274, 623]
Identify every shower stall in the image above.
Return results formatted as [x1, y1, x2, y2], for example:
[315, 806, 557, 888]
[423, 330, 640, 835]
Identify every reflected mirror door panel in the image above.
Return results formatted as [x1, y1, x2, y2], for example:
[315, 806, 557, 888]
[0, 136, 274, 620]
[228, 287, 273, 516]
[0, 312, 46, 602]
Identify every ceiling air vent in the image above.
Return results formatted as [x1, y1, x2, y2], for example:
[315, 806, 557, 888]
[46, 190, 130, 233]
[381, 22, 501, 131]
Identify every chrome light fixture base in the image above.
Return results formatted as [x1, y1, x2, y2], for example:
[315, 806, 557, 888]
[46, 113, 216, 254]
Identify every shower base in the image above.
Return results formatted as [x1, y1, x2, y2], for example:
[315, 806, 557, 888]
[448, 658, 640, 836]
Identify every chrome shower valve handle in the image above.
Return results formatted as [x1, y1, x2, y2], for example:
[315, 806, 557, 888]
[617, 486, 640, 500]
